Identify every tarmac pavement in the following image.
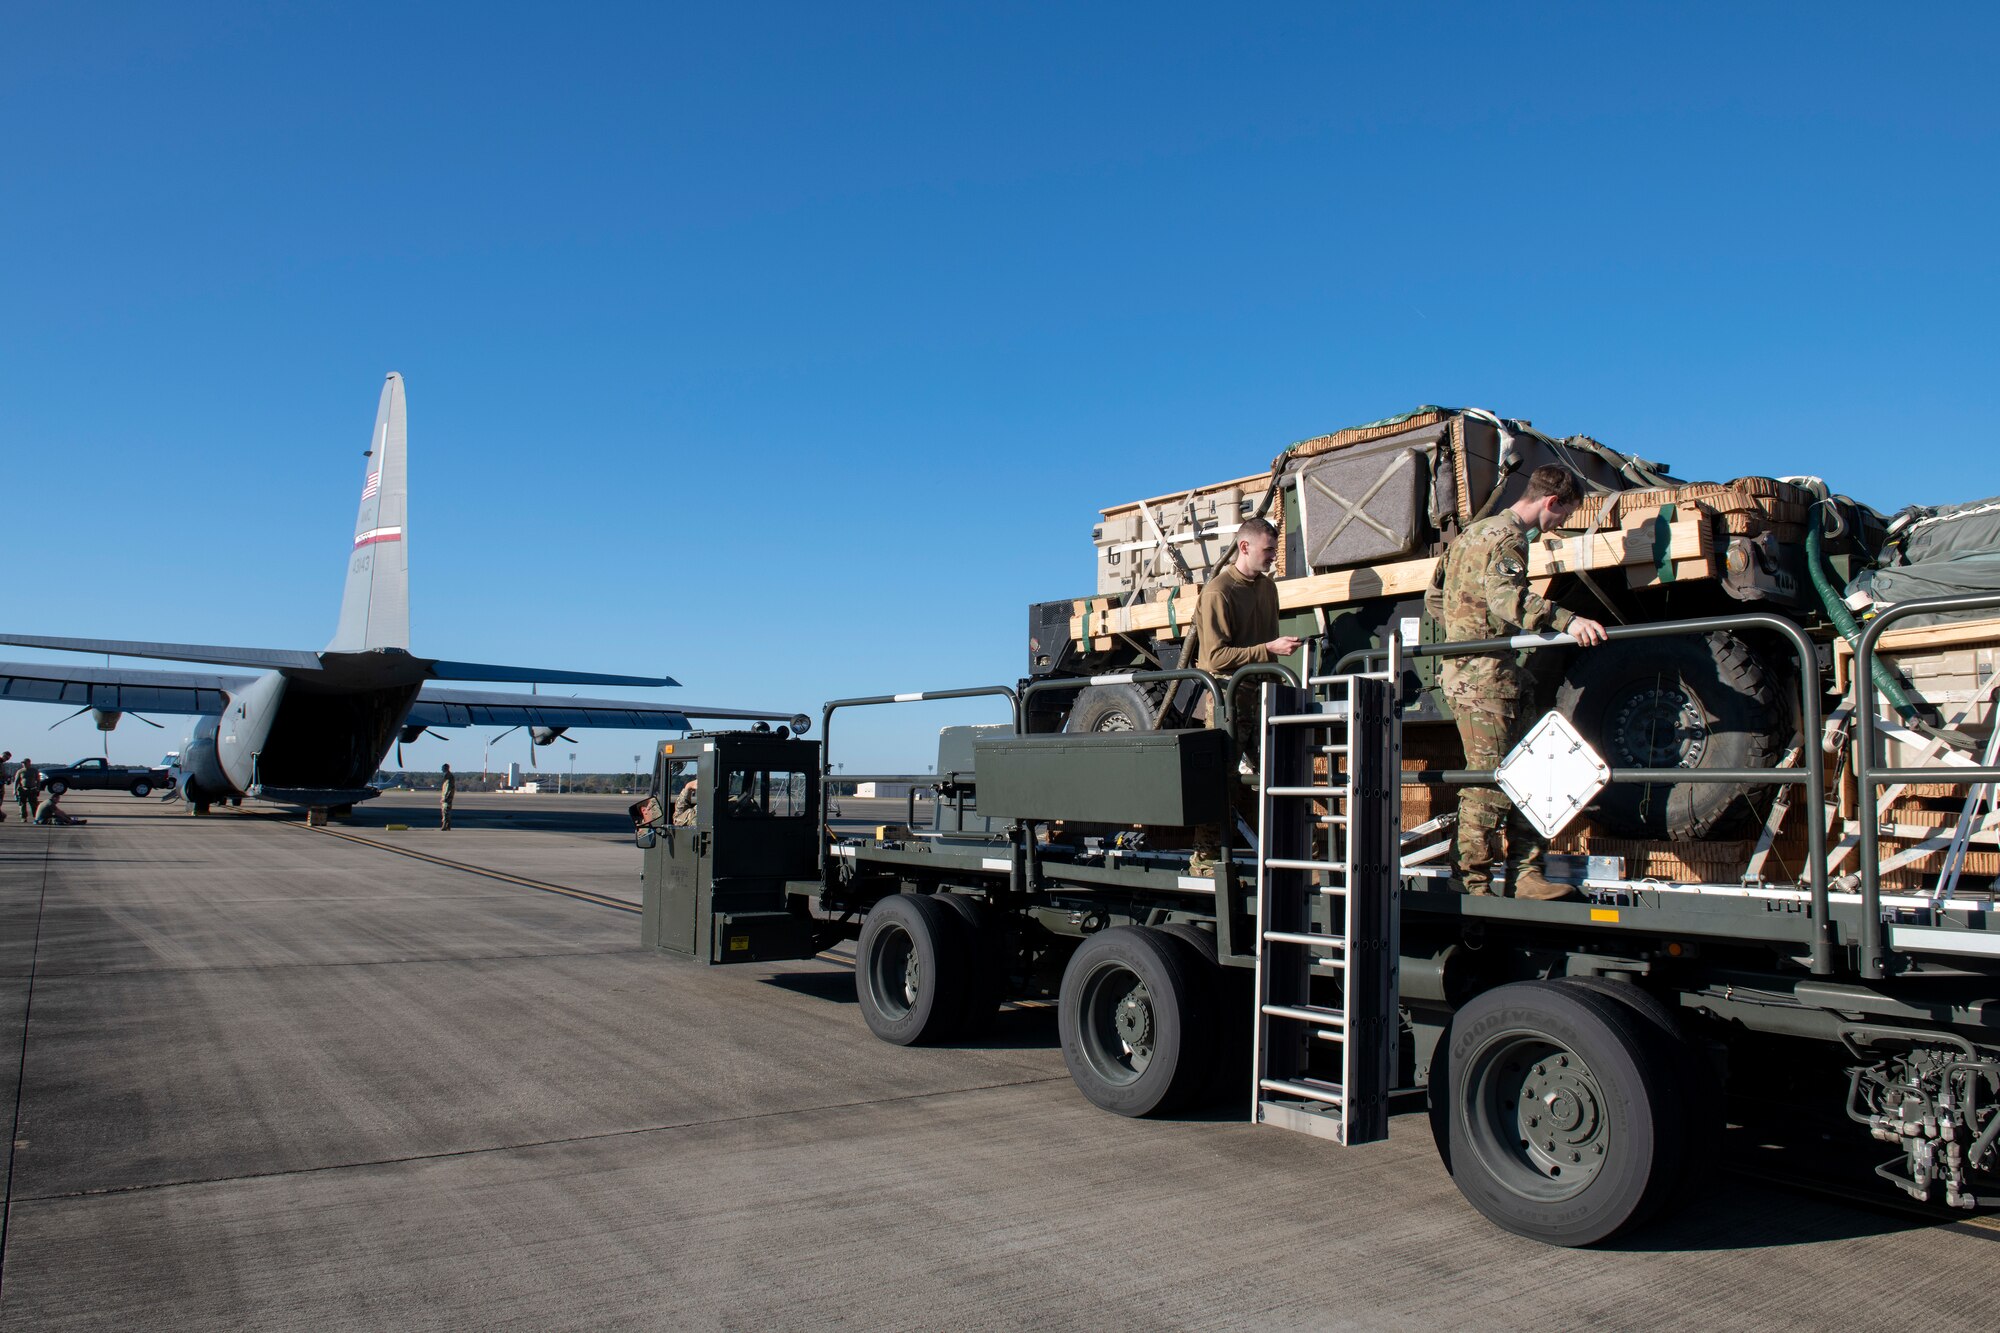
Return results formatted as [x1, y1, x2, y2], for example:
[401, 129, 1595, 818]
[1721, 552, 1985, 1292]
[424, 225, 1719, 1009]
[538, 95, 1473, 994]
[3, 790, 1999, 1330]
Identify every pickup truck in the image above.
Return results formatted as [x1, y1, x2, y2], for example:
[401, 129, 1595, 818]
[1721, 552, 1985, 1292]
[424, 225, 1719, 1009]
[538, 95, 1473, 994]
[38, 757, 176, 798]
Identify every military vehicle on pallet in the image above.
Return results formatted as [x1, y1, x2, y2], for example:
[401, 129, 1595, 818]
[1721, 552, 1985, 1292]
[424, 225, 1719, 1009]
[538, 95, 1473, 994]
[1026, 405, 1889, 849]
[634, 590, 2000, 1245]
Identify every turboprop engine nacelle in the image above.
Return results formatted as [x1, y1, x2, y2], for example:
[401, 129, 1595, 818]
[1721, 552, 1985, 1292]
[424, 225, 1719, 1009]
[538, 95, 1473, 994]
[92, 708, 122, 731]
[531, 727, 569, 746]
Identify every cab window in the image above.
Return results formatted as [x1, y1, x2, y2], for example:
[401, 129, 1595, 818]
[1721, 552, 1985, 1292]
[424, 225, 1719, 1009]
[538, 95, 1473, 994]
[723, 769, 809, 818]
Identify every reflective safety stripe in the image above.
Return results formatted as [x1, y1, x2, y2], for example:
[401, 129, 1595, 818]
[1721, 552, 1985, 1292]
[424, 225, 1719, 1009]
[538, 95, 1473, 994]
[1090, 673, 1136, 686]
[893, 693, 923, 702]
[980, 857, 1012, 871]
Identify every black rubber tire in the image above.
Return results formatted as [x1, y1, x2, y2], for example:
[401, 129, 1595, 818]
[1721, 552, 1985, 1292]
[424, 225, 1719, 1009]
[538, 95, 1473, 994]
[935, 893, 1008, 1035]
[1428, 979, 1685, 1246]
[45, 781, 67, 797]
[1555, 631, 1782, 840]
[1156, 922, 1252, 1105]
[1066, 682, 1156, 733]
[130, 781, 151, 798]
[855, 894, 973, 1046]
[1059, 926, 1216, 1117]
[1560, 975, 1722, 1173]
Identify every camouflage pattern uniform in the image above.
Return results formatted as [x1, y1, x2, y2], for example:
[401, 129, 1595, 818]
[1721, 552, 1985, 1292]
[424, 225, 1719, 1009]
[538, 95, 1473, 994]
[14, 763, 41, 823]
[439, 769, 455, 831]
[1425, 512, 1575, 894]
[670, 780, 699, 827]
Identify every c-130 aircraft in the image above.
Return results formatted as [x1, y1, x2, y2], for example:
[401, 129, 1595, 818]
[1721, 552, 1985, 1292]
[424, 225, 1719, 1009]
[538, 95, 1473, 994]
[0, 373, 805, 816]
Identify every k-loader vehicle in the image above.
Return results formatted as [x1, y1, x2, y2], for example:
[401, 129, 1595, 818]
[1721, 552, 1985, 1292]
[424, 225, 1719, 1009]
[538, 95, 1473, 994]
[635, 596, 2000, 1247]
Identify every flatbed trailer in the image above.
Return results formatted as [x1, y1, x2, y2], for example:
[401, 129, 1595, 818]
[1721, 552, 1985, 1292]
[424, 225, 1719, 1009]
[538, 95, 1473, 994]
[633, 600, 2000, 1247]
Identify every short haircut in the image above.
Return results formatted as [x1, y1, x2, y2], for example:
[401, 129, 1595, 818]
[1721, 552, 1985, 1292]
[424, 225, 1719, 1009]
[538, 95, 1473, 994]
[1238, 515, 1278, 544]
[1523, 465, 1582, 506]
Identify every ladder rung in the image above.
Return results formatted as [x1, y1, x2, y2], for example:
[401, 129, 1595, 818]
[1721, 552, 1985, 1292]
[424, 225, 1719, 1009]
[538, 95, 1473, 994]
[1319, 744, 1348, 752]
[1319, 814, 1347, 824]
[1259, 1077, 1345, 1105]
[1317, 885, 1348, 896]
[1262, 1003, 1346, 1029]
[1261, 930, 1346, 948]
[1264, 857, 1347, 872]
[1266, 785, 1345, 797]
[1267, 713, 1349, 726]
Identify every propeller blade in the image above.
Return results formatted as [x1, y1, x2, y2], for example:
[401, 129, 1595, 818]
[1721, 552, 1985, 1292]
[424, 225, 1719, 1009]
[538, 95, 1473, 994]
[48, 704, 92, 730]
[489, 725, 522, 746]
[127, 712, 166, 730]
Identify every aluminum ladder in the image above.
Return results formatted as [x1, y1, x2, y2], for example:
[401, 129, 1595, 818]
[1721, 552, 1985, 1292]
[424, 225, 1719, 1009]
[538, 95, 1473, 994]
[1251, 674, 1401, 1145]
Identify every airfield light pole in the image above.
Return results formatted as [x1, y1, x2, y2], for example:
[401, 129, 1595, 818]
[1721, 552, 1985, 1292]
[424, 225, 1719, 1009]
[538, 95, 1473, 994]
[568, 752, 576, 794]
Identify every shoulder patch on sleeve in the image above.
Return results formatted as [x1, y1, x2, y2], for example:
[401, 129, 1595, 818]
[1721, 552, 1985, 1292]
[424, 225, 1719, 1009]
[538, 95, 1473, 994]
[1495, 552, 1525, 577]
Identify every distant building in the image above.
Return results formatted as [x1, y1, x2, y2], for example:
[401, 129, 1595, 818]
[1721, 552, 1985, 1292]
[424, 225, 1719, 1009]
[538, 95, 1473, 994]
[506, 762, 524, 789]
[854, 781, 914, 799]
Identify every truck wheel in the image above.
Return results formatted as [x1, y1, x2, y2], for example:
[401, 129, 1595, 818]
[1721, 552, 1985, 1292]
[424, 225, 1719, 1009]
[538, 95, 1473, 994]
[1555, 632, 1781, 840]
[1066, 682, 1155, 733]
[131, 781, 151, 798]
[1429, 980, 1684, 1246]
[1559, 975, 1721, 1171]
[935, 894, 1008, 1035]
[1059, 926, 1215, 1116]
[855, 894, 972, 1046]
[45, 781, 67, 797]
[1157, 922, 1251, 1104]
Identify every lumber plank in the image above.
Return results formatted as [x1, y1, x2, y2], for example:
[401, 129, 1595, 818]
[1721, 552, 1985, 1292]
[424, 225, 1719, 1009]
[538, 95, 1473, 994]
[1068, 515, 1710, 642]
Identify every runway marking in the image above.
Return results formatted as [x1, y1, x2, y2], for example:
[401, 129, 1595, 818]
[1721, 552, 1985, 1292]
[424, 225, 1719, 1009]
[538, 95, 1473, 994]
[290, 823, 640, 915]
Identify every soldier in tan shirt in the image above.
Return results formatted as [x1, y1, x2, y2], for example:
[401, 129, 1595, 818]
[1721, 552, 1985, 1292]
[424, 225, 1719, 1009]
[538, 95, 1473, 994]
[1193, 515, 1301, 677]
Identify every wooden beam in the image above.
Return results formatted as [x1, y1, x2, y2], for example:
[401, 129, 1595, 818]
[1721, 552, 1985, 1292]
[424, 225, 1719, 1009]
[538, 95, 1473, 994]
[1069, 514, 1711, 642]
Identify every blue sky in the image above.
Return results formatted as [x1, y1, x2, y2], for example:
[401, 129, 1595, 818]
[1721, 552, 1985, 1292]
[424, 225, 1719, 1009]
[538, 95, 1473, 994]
[3, 2, 1996, 775]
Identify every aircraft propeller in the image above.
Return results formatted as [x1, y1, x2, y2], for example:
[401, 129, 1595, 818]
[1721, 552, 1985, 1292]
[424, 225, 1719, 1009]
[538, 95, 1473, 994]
[48, 705, 164, 731]
[396, 724, 448, 768]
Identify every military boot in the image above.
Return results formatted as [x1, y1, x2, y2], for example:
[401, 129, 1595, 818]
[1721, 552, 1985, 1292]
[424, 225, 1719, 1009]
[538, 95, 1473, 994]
[1506, 863, 1576, 901]
[1453, 867, 1494, 896]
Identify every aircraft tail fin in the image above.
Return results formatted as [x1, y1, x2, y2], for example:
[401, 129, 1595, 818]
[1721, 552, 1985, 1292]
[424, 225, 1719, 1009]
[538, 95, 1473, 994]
[327, 373, 411, 652]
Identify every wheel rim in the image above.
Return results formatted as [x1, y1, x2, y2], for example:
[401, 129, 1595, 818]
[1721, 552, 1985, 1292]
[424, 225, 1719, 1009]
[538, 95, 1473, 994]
[1090, 710, 1136, 732]
[866, 923, 919, 1020]
[1463, 1032, 1610, 1201]
[1077, 960, 1155, 1084]
[1606, 680, 1707, 769]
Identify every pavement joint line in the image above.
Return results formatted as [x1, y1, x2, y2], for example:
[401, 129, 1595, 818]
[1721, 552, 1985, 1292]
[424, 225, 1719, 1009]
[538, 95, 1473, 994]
[10, 1072, 1074, 1208]
[286, 821, 641, 914]
[22, 946, 651, 981]
[0, 826, 55, 1292]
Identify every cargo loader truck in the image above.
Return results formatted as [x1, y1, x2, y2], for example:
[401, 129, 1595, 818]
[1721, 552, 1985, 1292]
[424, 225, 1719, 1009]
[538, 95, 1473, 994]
[634, 595, 2000, 1247]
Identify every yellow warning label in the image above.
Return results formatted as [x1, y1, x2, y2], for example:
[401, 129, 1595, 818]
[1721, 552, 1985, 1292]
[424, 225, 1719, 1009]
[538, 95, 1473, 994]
[1589, 908, 1620, 923]
[660, 742, 676, 755]
[728, 936, 749, 952]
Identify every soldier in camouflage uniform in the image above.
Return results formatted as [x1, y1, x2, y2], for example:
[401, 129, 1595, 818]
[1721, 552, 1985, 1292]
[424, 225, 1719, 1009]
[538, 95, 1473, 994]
[1425, 465, 1607, 899]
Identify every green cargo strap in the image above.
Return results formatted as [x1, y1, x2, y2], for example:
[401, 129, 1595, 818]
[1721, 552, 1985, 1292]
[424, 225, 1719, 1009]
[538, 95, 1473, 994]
[1082, 599, 1093, 641]
[1168, 593, 1179, 639]
[1652, 504, 1677, 583]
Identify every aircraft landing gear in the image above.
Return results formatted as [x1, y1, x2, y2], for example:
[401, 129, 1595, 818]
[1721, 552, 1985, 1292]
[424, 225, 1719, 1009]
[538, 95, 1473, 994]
[306, 807, 329, 827]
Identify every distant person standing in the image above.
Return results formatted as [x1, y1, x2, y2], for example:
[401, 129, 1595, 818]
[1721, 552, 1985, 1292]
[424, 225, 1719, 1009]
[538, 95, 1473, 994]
[14, 757, 40, 824]
[0, 751, 10, 822]
[439, 763, 456, 831]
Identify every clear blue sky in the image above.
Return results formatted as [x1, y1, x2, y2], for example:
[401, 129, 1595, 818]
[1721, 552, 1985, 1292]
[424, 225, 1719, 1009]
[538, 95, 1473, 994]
[4, 2, 1996, 775]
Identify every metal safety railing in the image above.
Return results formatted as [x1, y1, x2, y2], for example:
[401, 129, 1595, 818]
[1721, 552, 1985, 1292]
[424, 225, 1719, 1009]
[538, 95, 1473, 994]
[1330, 613, 1835, 973]
[1853, 592, 2000, 979]
[818, 686, 1021, 880]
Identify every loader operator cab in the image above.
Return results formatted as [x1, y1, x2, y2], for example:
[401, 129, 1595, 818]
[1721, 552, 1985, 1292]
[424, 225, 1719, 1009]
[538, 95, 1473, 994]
[630, 731, 823, 965]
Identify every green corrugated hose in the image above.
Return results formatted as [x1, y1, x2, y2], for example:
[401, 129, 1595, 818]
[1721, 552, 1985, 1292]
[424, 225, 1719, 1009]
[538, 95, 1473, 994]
[1807, 518, 1918, 720]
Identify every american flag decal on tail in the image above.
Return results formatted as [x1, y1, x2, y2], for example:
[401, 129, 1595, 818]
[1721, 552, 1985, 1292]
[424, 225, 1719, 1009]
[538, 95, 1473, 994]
[361, 471, 380, 500]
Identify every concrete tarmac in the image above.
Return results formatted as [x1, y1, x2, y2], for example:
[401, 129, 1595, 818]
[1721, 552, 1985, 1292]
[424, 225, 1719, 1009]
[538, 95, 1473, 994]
[3, 791, 1998, 1330]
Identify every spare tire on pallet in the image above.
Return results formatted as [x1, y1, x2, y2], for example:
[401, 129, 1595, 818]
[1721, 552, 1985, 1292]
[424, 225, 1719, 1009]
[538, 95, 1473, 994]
[1554, 631, 1783, 841]
[1065, 681, 1156, 733]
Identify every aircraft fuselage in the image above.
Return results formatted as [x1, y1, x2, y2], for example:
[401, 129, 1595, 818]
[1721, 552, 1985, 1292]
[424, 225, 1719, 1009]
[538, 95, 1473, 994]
[180, 659, 427, 808]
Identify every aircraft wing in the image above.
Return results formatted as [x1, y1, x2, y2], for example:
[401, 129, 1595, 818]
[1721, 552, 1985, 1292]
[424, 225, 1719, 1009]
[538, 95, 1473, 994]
[0, 660, 251, 715]
[408, 687, 810, 734]
[0, 633, 321, 671]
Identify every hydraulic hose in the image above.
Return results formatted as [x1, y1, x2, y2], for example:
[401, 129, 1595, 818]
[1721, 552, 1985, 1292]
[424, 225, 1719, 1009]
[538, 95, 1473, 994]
[1806, 517, 1919, 720]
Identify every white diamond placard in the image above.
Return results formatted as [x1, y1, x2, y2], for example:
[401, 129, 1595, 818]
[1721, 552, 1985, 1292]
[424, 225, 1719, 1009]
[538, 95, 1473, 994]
[1492, 711, 1610, 839]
